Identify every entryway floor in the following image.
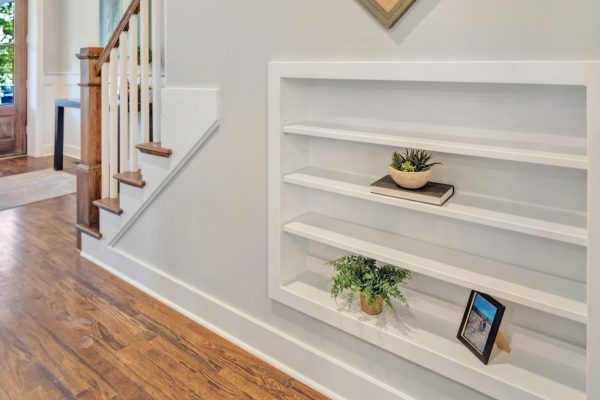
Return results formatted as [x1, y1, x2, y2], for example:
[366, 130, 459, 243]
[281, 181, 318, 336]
[0, 155, 78, 178]
[0, 157, 327, 399]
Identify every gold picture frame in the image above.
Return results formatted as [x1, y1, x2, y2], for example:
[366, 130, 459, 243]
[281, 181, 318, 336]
[358, 0, 417, 29]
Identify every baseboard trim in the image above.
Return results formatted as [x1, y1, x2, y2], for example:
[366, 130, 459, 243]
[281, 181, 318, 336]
[42, 144, 80, 160]
[80, 249, 415, 400]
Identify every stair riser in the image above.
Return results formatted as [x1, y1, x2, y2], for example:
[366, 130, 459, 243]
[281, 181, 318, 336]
[119, 185, 145, 216]
[140, 153, 171, 185]
[98, 210, 122, 241]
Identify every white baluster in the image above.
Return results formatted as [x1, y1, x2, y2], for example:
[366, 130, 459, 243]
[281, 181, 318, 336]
[101, 63, 110, 199]
[151, 0, 163, 142]
[140, 0, 150, 144]
[119, 32, 129, 173]
[109, 50, 119, 197]
[129, 15, 139, 171]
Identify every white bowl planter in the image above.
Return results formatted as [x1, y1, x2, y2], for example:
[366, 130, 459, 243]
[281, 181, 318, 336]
[389, 166, 432, 190]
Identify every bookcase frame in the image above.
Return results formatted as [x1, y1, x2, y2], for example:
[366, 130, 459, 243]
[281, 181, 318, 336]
[268, 61, 600, 399]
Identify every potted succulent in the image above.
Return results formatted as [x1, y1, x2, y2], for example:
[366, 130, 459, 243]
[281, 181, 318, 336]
[328, 255, 412, 316]
[389, 149, 441, 189]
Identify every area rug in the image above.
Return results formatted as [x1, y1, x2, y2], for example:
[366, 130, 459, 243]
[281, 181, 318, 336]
[0, 169, 77, 211]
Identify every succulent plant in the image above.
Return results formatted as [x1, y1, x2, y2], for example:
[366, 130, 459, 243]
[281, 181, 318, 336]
[400, 161, 415, 172]
[391, 149, 441, 172]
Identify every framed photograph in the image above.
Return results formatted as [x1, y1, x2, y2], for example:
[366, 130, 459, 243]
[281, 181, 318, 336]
[99, 0, 153, 46]
[358, 0, 418, 29]
[457, 291, 506, 365]
[100, 0, 128, 45]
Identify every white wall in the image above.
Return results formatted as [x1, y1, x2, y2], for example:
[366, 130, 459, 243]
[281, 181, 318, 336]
[167, 0, 600, 88]
[28, 0, 99, 158]
[27, 0, 44, 156]
[42, 0, 63, 74]
[56, 0, 100, 74]
[114, 1, 600, 399]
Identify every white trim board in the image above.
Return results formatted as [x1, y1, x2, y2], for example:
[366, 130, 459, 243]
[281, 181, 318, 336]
[79, 247, 419, 400]
[268, 61, 600, 85]
[268, 61, 600, 400]
[42, 143, 80, 159]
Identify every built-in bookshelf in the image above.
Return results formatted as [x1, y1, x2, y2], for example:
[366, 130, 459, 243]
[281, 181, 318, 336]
[268, 62, 600, 400]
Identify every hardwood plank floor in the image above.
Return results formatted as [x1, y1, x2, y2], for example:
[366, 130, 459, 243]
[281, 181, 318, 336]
[0, 194, 327, 400]
[0, 155, 78, 178]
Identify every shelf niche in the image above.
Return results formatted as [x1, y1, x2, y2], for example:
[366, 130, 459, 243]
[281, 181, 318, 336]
[278, 249, 586, 400]
[268, 62, 595, 400]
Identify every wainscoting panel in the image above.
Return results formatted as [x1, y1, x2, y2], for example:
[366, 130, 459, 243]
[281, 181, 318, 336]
[42, 72, 81, 159]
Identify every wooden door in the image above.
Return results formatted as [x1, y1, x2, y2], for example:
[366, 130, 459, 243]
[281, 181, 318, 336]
[0, 0, 26, 158]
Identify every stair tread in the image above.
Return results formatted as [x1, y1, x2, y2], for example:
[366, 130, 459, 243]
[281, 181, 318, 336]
[76, 223, 102, 240]
[93, 197, 123, 215]
[114, 170, 146, 188]
[136, 142, 172, 158]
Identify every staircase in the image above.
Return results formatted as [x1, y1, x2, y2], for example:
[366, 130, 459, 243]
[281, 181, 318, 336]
[75, 0, 219, 247]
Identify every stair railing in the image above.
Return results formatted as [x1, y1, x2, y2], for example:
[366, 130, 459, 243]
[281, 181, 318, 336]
[76, 0, 158, 247]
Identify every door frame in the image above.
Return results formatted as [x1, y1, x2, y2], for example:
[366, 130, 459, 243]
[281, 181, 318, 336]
[0, 0, 27, 158]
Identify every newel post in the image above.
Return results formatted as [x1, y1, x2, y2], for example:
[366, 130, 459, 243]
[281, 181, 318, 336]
[76, 47, 104, 249]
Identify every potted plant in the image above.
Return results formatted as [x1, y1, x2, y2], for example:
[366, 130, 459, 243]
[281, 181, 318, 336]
[328, 255, 412, 315]
[137, 47, 153, 66]
[389, 149, 441, 189]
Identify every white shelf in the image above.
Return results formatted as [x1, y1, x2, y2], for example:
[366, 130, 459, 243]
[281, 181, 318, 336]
[270, 63, 600, 398]
[284, 122, 588, 170]
[283, 213, 587, 323]
[283, 167, 588, 246]
[277, 259, 586, 400]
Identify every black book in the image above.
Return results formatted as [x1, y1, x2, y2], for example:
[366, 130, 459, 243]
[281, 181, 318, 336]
[370, 175, 454, 206]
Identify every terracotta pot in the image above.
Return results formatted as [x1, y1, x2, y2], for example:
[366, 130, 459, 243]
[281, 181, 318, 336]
[389, 166, 432, 190]
[360, 293, 383, 315]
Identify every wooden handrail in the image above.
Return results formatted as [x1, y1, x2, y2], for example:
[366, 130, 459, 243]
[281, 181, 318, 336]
[95, 0, 141, 76]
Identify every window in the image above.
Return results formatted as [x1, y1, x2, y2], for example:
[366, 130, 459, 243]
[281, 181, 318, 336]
[0, 0, 15, 106]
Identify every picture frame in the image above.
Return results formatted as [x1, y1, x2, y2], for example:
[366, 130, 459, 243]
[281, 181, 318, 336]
[99, 0, 152, 46]
[457, 291, 506, 365]
[357, 0, 418, 29]
[99, 0, 128, 46]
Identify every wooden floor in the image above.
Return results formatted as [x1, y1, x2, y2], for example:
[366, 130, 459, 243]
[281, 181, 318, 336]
[0, 160, 327, 399]
[0, 155, 78, 178]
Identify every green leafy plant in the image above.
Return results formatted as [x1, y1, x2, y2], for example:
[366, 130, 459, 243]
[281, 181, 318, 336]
[137, 47, 153, 66]
[391, 149, 441, 172]
[328, 255, 412, 310]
